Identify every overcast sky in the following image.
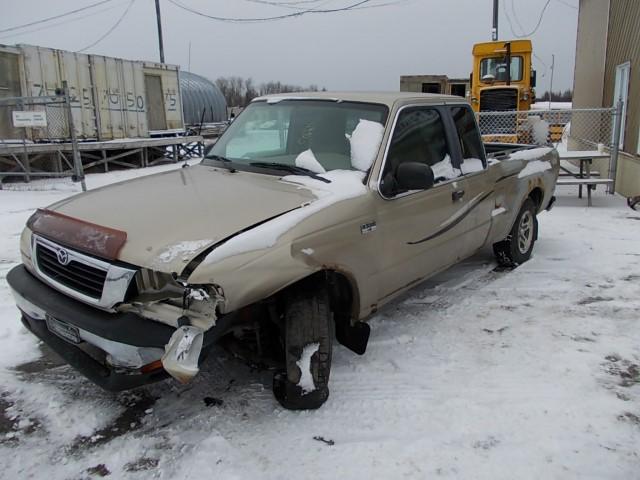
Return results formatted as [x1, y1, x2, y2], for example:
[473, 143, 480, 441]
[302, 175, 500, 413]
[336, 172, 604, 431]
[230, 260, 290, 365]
[1, 0, 579, 92]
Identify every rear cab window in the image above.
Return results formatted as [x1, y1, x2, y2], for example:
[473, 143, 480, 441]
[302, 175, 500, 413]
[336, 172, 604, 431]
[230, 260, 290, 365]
[450, 105, 486, 175]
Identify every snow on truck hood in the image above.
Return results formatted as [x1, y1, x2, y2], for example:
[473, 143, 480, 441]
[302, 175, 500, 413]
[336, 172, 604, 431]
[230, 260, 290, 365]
[44, 164, 318, 273]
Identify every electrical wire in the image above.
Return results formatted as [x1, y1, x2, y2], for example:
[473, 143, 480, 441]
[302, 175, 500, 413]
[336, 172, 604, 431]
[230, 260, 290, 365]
[0, 1, 129, 40]
[509, 0, 525, 36]
[243, 0, 410, 10]
[555, 0, 578, 10]
[78, 0, 135, 52]
[0, 0, 114, 34]
[508, 0, 553, 38]
[166, 0, 373, 22]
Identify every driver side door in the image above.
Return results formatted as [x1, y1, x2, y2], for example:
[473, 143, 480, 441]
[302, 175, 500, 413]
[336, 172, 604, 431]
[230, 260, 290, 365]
[374, 105, 469, 304]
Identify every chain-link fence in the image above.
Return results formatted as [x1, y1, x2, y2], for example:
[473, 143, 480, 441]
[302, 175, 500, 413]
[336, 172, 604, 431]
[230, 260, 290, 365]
[0, 82, 86, 189]
[476, 107, 618, 149]
[477, 103, 624, 194]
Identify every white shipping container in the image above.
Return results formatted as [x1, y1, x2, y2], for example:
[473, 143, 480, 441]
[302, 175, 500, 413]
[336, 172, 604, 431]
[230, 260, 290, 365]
[8, 44, 184, 141]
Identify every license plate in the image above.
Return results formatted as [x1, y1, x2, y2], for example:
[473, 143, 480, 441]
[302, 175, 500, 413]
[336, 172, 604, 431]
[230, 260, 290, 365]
[45, 315, 81, 344]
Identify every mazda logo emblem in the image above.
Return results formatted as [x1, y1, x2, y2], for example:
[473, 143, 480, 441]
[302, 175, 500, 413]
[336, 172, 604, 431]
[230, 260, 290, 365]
[56, 249, 69, 265]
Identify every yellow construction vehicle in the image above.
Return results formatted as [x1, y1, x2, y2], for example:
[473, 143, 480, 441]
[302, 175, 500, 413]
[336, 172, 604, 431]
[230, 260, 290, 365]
[470, 39, 536, 113]
[470, 40, 549, 144]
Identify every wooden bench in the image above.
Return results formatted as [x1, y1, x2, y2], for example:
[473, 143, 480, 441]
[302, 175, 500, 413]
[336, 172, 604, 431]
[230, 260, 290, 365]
[556, 178, 614, 206]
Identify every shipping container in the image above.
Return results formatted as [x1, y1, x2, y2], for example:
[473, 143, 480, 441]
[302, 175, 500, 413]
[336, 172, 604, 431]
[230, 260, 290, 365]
[0, 44, 184, 141]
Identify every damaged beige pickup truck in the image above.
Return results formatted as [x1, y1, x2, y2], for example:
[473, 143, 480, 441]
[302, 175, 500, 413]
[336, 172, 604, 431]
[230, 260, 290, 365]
[7, 92, 559, 409]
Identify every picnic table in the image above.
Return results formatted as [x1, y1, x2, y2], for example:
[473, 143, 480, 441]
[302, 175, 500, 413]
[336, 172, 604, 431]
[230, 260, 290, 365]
[556, 150, 614, 206]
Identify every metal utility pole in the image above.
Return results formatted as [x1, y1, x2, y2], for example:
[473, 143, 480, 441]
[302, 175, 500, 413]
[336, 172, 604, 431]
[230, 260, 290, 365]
[492, 0, 499, 41]
[155, 0, 165, 63]
[62, 81, 86, 192]
[548, 54, 555, 108]
[188, 41, 191, 72]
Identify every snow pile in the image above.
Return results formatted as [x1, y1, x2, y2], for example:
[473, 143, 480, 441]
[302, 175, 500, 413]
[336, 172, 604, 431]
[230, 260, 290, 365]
[154, 239, 212, 265]
[203, 170, 367, 265]
[507, 146, 553, 161]
[518, 160, 552, 178]
[296, 342, 320, 394]
[294, 149, 326, 174]
[431, 154, 460, 181]
[460, 158, 485, 174]
[531, 101, 573, 110]
[430, 156, 484, 181]
[347, 119, 384, 172]
[260, 96, 339, 104]
[491, 206, 507, 217]
[528, 116, 550, 145]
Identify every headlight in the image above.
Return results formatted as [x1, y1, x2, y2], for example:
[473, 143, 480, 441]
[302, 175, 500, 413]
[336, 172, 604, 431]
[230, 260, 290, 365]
[20, 227, 35, 273]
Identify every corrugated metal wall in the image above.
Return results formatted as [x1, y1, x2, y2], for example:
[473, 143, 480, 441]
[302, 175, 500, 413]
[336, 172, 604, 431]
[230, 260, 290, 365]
[603, 0, 640, 155]
[180, 71, 227, 125]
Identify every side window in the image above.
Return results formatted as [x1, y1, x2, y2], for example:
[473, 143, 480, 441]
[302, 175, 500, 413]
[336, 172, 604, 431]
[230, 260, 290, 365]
[381, 107, 458, 195]
[451, 106, 486, 175]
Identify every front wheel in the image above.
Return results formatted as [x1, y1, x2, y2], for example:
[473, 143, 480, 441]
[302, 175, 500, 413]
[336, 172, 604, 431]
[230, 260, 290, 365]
[493, 198, 538, 267]
[273, 280, 333, 410]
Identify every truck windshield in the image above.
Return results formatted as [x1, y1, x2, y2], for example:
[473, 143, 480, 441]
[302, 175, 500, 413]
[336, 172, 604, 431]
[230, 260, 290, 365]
[480, 56, 523, 82]
[206, 99, 388, 172]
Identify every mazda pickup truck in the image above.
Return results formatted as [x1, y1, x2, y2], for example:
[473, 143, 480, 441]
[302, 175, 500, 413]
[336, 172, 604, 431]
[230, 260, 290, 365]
[7, 92, 558, 410]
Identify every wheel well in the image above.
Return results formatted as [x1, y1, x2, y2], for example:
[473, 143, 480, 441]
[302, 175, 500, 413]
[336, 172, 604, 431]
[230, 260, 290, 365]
[528, 187, 543, 210]
[279, 270, 357, 323]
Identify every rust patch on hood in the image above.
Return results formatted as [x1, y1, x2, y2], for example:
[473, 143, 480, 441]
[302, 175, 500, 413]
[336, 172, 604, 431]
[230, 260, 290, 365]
[27, 209, 127, 260]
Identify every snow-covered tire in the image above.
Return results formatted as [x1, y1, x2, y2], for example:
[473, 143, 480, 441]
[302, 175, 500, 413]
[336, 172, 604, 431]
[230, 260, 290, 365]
[493, 198, 538, 267]
[273, 279, 333, 410]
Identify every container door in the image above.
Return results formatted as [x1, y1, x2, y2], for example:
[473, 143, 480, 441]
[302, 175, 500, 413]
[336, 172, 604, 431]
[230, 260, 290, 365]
[145, 74, 167, 131]
[0, 51, 22, 140]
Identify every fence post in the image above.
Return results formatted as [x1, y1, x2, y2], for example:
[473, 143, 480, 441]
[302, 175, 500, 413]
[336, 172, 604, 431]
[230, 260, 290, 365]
[608, 99, 623, 194]
[62, 81, 86, 191]
[18, 99, 31, 183]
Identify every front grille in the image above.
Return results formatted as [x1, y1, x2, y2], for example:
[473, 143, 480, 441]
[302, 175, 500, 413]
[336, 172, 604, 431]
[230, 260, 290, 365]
[35, 244, 107, 299]
[480, 89, 518, 111]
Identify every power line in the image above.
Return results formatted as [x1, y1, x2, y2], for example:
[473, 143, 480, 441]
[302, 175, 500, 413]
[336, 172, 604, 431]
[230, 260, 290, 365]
[508, 0, 553, 38]
[0, 1, 129, 40]
[166, 0, 374, 23]
[555, 0, 577, 10]
[514, 0, 551, 38]
[242, 0, 333, 11]
[79, 0, 135, 52]
[509, 0, 525, 36]
[0, 0, 114, 34]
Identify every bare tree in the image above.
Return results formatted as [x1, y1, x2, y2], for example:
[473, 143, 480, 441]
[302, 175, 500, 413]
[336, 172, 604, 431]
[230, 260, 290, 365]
[216, 76, 325, 107]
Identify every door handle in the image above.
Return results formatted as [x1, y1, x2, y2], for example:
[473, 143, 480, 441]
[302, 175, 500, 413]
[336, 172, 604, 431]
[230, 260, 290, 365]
[452, 189, 465, 202]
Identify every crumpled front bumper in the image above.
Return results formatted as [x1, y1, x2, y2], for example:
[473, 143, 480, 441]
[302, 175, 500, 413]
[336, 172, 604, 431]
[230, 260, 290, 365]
[6, 265, 230, 392]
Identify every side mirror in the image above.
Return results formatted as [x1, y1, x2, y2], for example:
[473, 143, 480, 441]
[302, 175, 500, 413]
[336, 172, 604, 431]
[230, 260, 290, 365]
[396, 162, 435, 191]
[531, 70, 537, 88]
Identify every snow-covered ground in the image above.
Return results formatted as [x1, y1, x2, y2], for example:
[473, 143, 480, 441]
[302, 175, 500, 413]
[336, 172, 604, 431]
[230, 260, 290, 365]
[0, 164, 639, 479]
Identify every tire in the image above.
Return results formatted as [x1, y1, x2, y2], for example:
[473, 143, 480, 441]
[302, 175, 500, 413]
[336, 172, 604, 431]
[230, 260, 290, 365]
[493, 198, 538, 267]
[272, 280, 333, 410]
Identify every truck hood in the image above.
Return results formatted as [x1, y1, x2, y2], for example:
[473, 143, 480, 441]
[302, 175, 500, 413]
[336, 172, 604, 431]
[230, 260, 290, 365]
[47, 164, 317, 273]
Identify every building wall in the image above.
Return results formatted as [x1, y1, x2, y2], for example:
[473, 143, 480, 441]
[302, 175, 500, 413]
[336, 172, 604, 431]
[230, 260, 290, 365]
[574, 0, 640, 196]
[399, 75, 469, 96]
[572, 0, 609, 108]
[604, 0, 640, 196]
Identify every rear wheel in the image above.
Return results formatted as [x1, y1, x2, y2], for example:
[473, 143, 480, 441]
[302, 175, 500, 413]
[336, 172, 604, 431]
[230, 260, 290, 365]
[493, 198, 538, 267]
[273, 280, 333, 410]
